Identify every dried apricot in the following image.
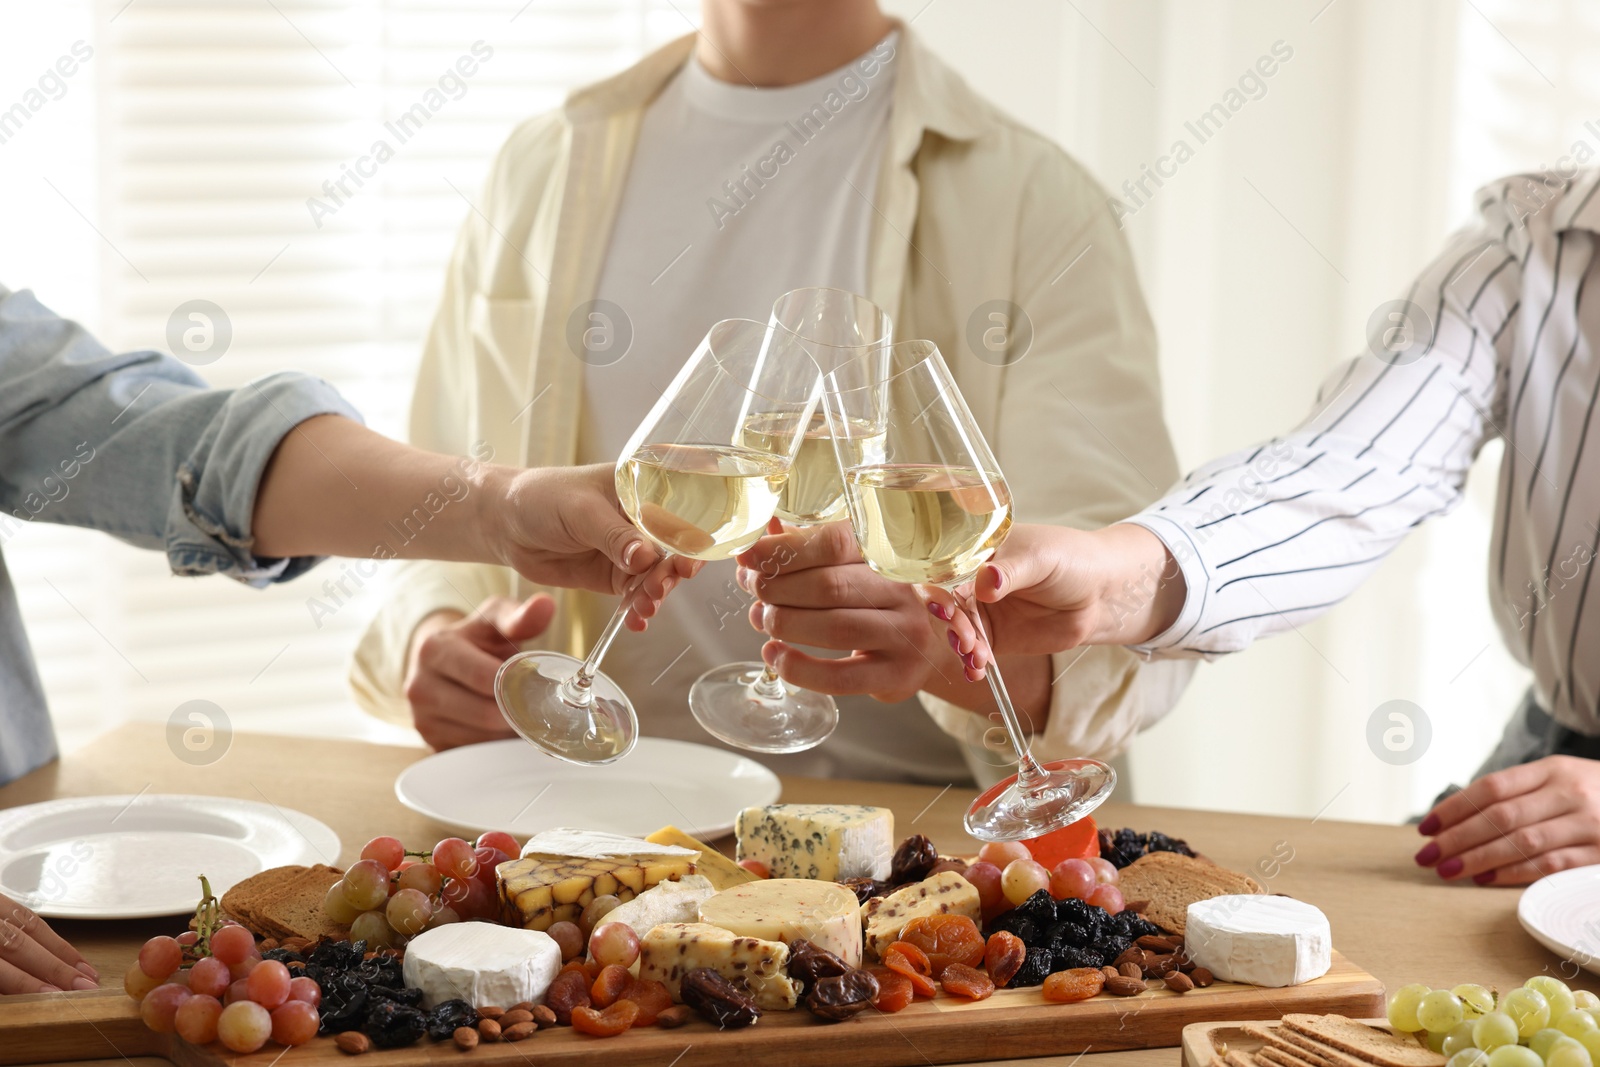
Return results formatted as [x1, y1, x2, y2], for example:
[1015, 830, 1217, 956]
[1042, 967, 1106, 1004]
[590, 964, 632, 1008]
[570, 1000, 639, 1037]
[940, 962, 995, 1001]
[619, 977, 672, 1025]
[882, 941, 937, 998]
[984, 930, 1027, 989]
[545, 968, 592, 1025]
[900, 914, 985, 977]
[869, 967, 914, 1013]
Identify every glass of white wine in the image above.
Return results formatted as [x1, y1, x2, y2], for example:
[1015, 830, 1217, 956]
[494, 318, 820, 765]
[687, 288, 891, 754]
[823, 340, 1117, 841]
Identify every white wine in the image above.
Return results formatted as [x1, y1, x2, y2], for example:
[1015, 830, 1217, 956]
[740, 411, 886, 525]
[617, 442, 789, 560]
[844, 464, 1012, 585]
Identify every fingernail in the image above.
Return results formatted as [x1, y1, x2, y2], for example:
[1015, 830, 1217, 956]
[72, 975, 97, 991]
[76, 962, 98, 979]
[761, 644, 779, 667]
[1413, 842, 1440, 866]
[1436, 857, 1463, 879]
[948, 631, 962, 652]
[40, 984, 60, 993]
[987, 564, 1003, 592]
[1473, 870, 1496, 885]
[961, 652, 978, 670]
[929, 602, 949, 621]
[622, 540, 644, 570]
[1418, 813, 1441, 835]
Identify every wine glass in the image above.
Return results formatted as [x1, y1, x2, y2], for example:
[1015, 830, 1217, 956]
[494, 318, 821, 765]
[687, 288, 892, 754]
[822, 340, 1116, 841]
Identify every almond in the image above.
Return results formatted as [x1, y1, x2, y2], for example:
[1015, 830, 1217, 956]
[1190, 967, 1215, 987]
[503, 1022, 536, 1042]
[1165, 972, 1195, 993]
[476, 1005, 505, 1020]
[500, 1009, 533, 1028]
[335, 1032, 371, 1055]
[1136, 934, 1180, 951]
[1118, 961, 1143, 980]
[453, 1026, 479, 1051]
[1146, 953, 1179, 978]
[509, 1001, 534, 1013]
[529, 1005, 557, 1029]
[1104, 975, 1146, 996]
[477, 1018, 502, 1042]
[1101, 965, 1120, 981]
[656, 1004, 692, 1029]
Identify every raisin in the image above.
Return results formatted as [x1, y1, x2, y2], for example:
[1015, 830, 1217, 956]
[806, 969, 880, 1022]
[889, 834, 939, 885]
[589, 964, 631, 1008]
[984, 930, 1027, 988]
[571, 1000, 639, 1037]
[1043, 967, 1106, 1003]
[544, 968, 591, 1025]
[619, 977, 672, 1025]
[787, 939, 851, 992]
[868, 967, 914, 1013]
[940, 962, 995, 1001]
[680, 968, 759, 1030]
[900, 914, 985, 977]
[882, 941, 937, 998]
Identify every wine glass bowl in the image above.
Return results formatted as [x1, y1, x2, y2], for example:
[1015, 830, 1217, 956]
[822, 340, 1117, 841]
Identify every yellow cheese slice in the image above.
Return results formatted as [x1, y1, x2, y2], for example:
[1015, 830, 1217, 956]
[697, 878, 863, 967]
[645, 825, 757, 891]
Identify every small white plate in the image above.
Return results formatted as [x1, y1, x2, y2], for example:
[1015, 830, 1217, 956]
[0, 795, 341, 920]
[395, 737, 781, 841]
[1518, 864, 1600, 975]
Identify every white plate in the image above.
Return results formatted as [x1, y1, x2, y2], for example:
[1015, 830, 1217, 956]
[395, 737, 781, 841]
[0, 794, 341, 920]
[1518, 864, 1600, 974]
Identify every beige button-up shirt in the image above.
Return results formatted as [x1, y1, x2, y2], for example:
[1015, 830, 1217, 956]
[349, 25, 1195, 771]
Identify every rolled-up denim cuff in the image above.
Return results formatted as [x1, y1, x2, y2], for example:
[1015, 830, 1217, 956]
[165, 372, 362, 587]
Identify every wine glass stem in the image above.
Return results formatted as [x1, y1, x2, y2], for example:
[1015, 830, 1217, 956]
[751, 664, 788, 700]
[950, 586, 1050, 802]
[556, 558, 668, 708]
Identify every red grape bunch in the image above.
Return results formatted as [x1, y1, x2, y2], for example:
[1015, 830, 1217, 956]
[321, 831, 520, 947]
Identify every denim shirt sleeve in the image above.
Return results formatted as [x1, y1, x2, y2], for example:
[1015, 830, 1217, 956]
[0, 286, 362, 586]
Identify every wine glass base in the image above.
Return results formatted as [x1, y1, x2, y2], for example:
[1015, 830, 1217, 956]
[964, 758, 1117, 842]
[494, 651, 638, 766]
[689, 663, 839, 754]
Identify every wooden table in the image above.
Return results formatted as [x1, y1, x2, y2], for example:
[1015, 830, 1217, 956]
[1, 724, 1590, 1067]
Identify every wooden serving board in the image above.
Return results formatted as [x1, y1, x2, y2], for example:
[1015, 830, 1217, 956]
[1181, 1018, 1407, 1067]
[1, 952, 1382, 1067]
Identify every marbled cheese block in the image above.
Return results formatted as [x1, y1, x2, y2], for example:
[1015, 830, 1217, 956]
[638, 922, 801, 1010]
[861, 871, 982, 960]
[734, 804, 893, 880]
[697, 878, 863, 967]
[497, 852, 696, 931]
[645, 826, 760, 891]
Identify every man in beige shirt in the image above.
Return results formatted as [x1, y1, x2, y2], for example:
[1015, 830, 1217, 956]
[350, 0, 1193, 782]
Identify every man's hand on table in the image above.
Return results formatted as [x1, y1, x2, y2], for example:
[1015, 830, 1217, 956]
[1416, 755, 1600, 885]
[0, 893, 98, 994]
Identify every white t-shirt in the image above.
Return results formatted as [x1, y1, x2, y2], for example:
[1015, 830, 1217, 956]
[581, 31, 971, 784]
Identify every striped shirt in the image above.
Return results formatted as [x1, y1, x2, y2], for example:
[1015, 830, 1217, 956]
[1130, 169, 1600, 734]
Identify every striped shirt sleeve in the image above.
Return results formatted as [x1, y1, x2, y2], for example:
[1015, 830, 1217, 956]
[1126, 214, 1521, 658]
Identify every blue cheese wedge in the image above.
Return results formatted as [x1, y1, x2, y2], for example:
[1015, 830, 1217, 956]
[735, 804, 893, 881]
[1184, 895, 1332, 987]
[861, 870, 982, 960]
[638, 922, 801, 1010]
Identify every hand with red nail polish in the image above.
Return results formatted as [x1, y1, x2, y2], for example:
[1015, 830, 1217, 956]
[1413, 755, 1600, 886]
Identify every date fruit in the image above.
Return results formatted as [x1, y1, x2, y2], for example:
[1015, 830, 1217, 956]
[681, 968, 759, 1030]
[806, 969, 880, 1022]
[788, 938, 851, 992]
[890, 834, 939, 885]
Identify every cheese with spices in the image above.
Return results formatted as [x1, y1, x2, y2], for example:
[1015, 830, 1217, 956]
[861, 871, 982, 960]
[734, 803, 893, 881]
[638, 922, 801, 1010]
[697, 878, 863, 967]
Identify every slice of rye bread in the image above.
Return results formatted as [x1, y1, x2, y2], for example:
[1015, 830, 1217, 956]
[1240, 1025, 1339, 1067]
[1225, 1050, 1264, 1067]
[253, 865, 345, 942]
[219, 866, 306, 936]
[1259, 1044, 1336, 1067]
[1280, 1016, 1445, 1067]
[1114, 851, 1265, 935]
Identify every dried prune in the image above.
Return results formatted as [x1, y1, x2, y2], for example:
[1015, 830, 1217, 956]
[1053, 944, 1103, 971]
[368, 984, 423, 1008]
[787, 939, 851, 992]
[318, 973, 371, 1034]
[364, 999, 427, 1048]
[1013, 889, 1058, 925]
[424, 999, 478, 1041]
[889, 835, 939, 885]
[681, 968, 759, 1030]
[1009, 945, 1054, 988]
[840, 877, 889, 905]
[806, 969, 880, 1021]
[988, 911, 1040, 945]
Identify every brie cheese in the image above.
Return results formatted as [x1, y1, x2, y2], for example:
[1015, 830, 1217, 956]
[586, 874, 718, 961]
[402, 923, 562, 1009]
[519, 827, 698, 860]
[1184, 895, 1332, 988]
